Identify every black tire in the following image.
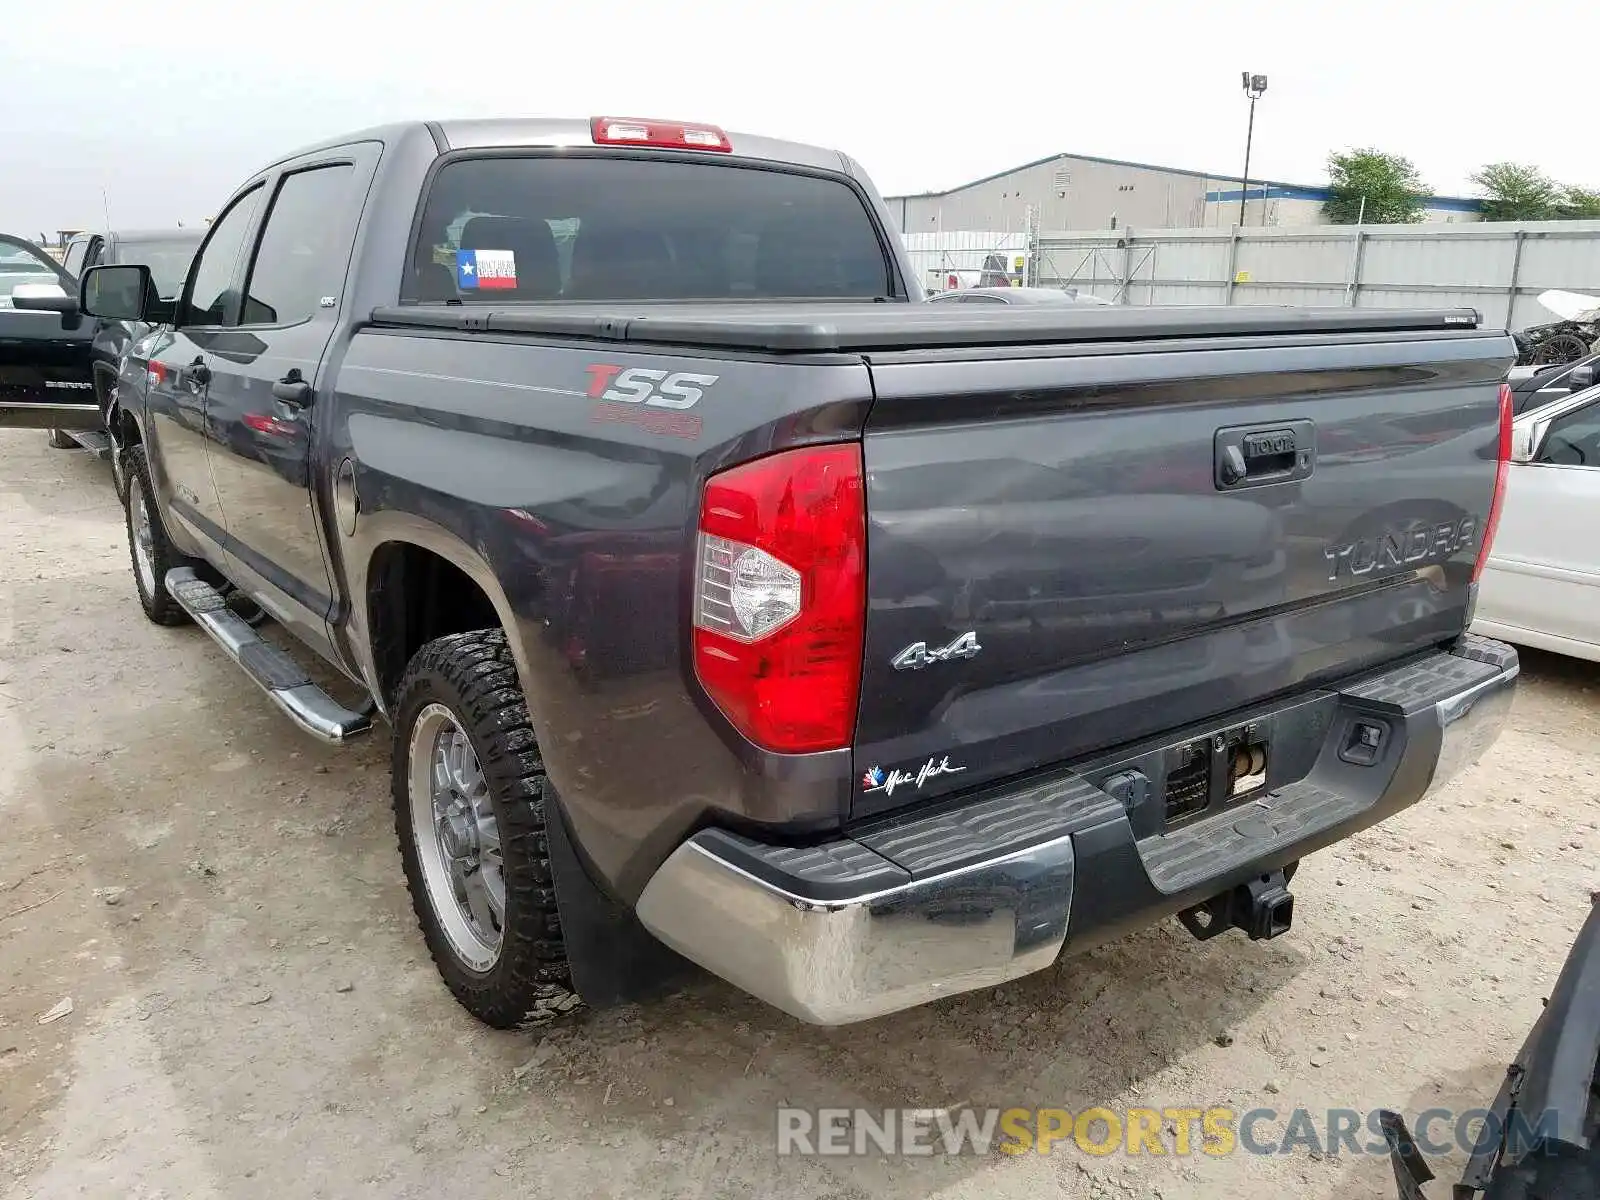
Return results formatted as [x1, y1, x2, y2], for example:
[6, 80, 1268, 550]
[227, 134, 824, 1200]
[47, 428, 76, 449]
[392, 629, 580, 1029]
[123, 445, 199, 627]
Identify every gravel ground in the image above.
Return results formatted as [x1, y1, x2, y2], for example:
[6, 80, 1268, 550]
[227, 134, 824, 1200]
[2, 426, 1597, 1200]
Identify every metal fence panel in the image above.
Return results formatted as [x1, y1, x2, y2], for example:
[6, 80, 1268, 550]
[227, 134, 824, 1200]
[902, 230, 1031, 291]
[1016, 220, 1600, 331]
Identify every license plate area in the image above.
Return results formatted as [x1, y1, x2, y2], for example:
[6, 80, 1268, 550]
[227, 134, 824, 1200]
[1160, 724, 1272, 827]
[1080, 692, 1335, 840]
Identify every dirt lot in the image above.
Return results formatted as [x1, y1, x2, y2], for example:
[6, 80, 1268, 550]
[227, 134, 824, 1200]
[1, 426, 1597, 1200]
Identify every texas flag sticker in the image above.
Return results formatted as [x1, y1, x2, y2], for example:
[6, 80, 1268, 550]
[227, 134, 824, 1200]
[456, 248, 517, 290]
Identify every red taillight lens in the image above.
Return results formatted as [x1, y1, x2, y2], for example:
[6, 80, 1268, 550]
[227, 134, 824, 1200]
[692, 444, 865, 754]
[1472, 382, 1514, 583]
[590, 116, 732, 153]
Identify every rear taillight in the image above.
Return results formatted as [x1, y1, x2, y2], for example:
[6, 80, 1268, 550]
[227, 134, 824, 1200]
[590, 116, 732, 153]
[1472, 382, 1514, 583]
[692, 444, 865, 754]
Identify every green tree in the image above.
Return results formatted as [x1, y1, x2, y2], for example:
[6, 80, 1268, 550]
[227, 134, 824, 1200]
[1471, 162, 1560, 220]
[1323, 149, 1428, 224]
[1559, 186, 1600, 219]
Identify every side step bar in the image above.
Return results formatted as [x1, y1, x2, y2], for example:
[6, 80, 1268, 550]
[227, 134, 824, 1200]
[164, 567, 375, 744]
[66, 429, 113, 460]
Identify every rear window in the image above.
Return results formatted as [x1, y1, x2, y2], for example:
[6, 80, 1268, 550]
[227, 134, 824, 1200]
[403, 155, 893, 304]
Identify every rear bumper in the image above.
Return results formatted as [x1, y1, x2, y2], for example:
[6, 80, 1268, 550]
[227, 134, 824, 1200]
[636, 636, 1519, 1025]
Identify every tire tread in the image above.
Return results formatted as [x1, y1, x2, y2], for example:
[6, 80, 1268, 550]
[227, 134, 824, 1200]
[391, 629, 580, 1028]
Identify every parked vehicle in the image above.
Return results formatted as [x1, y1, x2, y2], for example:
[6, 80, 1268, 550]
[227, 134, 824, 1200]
[1383, 897, 1600, 1198]
[1473, 381, 1600, 662]
[0, 236, 67, 301]
[927, 285, 1113, 305]
[1506, 350, 1599, 416]
[0, 233, 96, 434]
[1512, 289, 1600, 368]
[8, 228, 202, 474]
[75, 115, 1518, 1030]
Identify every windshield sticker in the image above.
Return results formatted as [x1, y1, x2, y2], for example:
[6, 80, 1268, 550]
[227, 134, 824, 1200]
[862, 756, 965, 798]
[455, 248, 517, 291]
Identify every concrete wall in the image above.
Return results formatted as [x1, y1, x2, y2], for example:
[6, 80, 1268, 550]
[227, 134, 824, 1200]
[886, 155, 1228, 234]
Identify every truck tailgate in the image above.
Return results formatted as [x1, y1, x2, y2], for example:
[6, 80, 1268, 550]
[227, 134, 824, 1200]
[853, 328, 1513, 816]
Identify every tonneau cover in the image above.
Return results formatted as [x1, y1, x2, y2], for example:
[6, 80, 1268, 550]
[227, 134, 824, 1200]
[368, 302, 1484, 353]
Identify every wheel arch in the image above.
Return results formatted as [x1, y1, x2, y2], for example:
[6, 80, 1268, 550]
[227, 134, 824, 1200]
[354, 514, 529, 718]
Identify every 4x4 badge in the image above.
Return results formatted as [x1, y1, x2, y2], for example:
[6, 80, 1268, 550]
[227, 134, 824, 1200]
[891, 631, 982, 671]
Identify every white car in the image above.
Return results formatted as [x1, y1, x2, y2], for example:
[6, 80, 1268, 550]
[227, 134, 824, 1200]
[1472, 382, 1600, 661]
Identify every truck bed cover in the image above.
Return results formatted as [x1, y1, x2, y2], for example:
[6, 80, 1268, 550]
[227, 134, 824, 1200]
[368, 302, 1485, 354]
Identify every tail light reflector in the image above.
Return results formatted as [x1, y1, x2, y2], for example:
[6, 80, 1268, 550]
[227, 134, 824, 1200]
[692, 444, 865, 754]
[591, 117, 732, 153]
[1472, 382, 1514, 583]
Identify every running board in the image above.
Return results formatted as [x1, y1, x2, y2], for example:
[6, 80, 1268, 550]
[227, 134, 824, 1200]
[164, 567, 375, 744]
[67, 429, 113, 460]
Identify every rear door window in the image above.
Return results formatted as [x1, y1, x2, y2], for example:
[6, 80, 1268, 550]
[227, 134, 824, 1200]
[241, 164, 361, 327]
[404, 155, 893, 303]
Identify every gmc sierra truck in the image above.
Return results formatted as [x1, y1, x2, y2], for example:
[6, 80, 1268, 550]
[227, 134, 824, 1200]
[70, 115, 1519, 1029]
[4, 227, 202, 481]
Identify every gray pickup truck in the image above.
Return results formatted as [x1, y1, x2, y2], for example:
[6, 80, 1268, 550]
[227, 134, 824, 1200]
[67, 115, 1518, 1029]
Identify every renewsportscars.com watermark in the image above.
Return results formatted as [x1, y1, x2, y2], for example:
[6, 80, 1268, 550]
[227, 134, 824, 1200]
[776, 1105, 1562, 1158]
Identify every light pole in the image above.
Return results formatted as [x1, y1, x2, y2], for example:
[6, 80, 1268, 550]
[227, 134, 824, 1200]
[1239, 72, 1268, 227]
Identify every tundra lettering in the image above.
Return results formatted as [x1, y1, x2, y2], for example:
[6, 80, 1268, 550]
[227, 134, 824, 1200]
[1322, 517, 1479, 582]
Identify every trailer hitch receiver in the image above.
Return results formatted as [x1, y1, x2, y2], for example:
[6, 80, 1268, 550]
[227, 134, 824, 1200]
[1177, 869, 1294, 942]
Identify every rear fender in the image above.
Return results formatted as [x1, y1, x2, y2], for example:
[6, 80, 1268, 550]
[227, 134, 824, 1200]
[348, 511, 683, 1003]
[344, 510, 524, 722]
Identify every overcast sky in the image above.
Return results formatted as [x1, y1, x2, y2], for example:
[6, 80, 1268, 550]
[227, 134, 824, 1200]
[4, 0, 1592, 236]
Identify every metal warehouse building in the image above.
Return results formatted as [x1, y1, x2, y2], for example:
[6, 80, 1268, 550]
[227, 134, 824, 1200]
[885, 152, 1482, 232]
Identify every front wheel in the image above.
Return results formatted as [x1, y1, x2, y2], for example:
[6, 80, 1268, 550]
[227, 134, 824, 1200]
[123, 446, 199, 626]
[392, 629, 581, 1029]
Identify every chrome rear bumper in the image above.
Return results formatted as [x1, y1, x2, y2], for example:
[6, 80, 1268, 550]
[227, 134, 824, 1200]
[637, 831, 1076, 1025]
[637, 637, 1517, 1026]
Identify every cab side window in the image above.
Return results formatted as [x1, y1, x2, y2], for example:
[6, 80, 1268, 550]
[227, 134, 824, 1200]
[185, 186, 265, 327]
[1537, 402, 1600, 468]
[240, 164, 359, 327]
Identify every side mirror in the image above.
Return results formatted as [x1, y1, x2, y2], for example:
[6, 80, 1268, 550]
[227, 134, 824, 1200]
[80, 263, 152, 322]
[1569, 364, 1596, 389]
[10, 281, 76, 314]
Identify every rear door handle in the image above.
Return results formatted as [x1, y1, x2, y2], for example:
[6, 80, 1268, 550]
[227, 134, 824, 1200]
[1216, 420, 1316, 490]
[271, 370, 311, 407]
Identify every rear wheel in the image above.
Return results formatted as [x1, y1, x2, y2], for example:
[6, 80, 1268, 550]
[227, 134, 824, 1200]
[392, 629, 580, 1029]
[123, 446, 200, 627]
[47, 428, 75, 449]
